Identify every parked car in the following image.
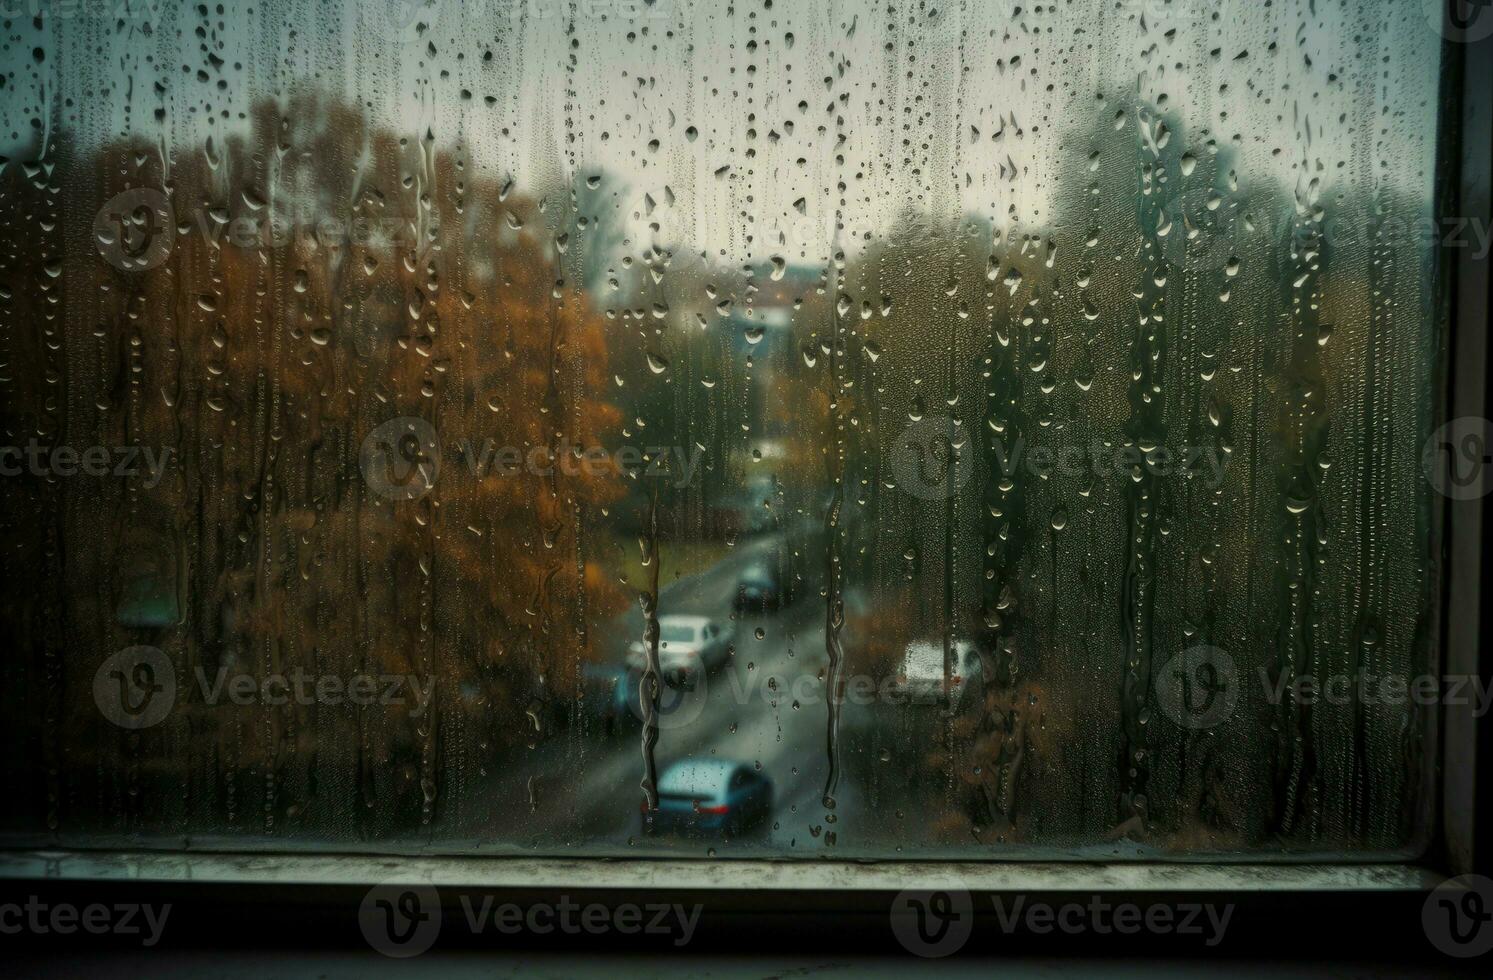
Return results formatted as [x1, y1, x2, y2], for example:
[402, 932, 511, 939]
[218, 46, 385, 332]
[887, 639, 984, 711]
[625, 615, 733, 677]
[579, 663, 634, 736]
[732, 563, 791, 613]
[643, 759, 772, 836]
[582, 664, 704, 734]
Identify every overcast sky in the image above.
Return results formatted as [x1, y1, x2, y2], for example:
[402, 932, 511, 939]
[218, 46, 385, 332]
[1, 0, 1442, 264]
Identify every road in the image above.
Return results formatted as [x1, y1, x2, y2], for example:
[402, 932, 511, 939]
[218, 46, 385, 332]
[452, 527, 926, 858]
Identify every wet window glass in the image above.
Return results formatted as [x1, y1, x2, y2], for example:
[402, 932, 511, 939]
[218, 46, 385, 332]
[0, 0, 1449, 859]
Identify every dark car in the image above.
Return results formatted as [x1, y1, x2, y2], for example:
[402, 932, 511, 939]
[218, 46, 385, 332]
[732, 564, 790, 613]
[643, 760, 772, 837]
[584, 664, 707, 735]
[580, 663, 634, 736]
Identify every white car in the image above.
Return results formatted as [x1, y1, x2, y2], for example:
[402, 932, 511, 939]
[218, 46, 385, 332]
[625, 615, 733, 678]
[889, 639, 983, 710]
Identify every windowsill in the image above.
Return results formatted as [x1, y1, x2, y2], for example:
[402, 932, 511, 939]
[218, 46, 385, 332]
[0, 848, 1441, 892]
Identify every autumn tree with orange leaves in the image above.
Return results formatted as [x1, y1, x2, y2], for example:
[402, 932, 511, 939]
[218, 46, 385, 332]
[0, 87, 628, 840]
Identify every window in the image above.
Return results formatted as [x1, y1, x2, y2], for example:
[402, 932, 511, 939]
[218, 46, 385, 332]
[0, 0, 1480, 882]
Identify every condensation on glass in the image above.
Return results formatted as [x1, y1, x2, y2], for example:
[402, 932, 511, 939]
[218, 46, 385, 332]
[0, 0, 1446, 859]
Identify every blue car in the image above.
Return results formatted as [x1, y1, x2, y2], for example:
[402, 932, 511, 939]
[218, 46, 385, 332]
[732, 564, 791, 613]
[580, 663, 634, 735]
[643, 760, 773, 837]
[583, 664, 704, 735]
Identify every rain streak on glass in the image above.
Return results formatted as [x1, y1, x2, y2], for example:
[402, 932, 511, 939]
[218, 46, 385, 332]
[0, 0, 1443, 859]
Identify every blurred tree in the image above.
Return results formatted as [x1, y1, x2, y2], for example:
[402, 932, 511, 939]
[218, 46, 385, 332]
[0, 86, 627, 839]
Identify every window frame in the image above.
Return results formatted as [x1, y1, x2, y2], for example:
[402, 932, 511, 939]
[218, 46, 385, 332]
[1438, 2, 1491, 884]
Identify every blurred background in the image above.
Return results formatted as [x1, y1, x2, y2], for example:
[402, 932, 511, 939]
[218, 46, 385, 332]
[0, 0, 1446, 860]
